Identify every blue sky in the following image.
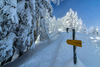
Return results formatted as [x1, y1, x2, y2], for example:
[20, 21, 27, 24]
[51, 0, 100, 30]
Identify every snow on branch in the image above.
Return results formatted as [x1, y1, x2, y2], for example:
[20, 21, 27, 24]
[51, 0, 63, 5]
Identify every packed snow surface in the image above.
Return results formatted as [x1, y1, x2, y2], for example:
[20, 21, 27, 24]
[3, 32, 100, 67]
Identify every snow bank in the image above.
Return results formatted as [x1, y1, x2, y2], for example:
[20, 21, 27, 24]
[65, 57, 86, 67]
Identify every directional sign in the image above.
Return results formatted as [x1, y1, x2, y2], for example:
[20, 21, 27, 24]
[66, 39, 82, 47]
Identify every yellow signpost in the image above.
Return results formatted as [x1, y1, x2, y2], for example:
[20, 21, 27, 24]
[66, 39, 82, 47]
[66, 29, 82, 64]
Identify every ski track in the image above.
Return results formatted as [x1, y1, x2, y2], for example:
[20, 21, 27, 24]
[50, 33, 67, 67]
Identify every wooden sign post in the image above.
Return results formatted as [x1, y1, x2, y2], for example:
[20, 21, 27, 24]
[66, 29, 82, 64]
[72, 29, 77, 64]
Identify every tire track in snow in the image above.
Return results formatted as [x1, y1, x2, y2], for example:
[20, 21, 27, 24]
[50, 33, 67, 67]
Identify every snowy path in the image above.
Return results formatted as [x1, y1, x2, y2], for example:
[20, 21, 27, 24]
[2, 32, 100, 67]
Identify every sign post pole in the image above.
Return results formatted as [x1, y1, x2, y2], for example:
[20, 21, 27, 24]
[72, 29, 77, 64]
[66, 29, 82, 64]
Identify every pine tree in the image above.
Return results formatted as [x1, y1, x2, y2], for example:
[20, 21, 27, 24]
[81, 24, 87, 34]
[89, 26, 99, 36]
[94, 26, 99, 36]
[57, 8, 83, 32]
[0, 0, 63, 65]
[0, 0, 18, 64]
[89, 26, 94, 35]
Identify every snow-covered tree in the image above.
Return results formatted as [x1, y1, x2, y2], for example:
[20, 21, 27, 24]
[76, 18, 82, 32]
[34, 0, 53, 41]
[15, 0, 35, 56]
[89, 26, 99, 36]
[0, 0, 63, 65]
[94, 26, 99, 36]
[57, 8, 83, 32]
[66, 9, 83, 32]
[81, 24, 88, 34]
[34, 0, 63, 41]
[56, 18, 65, 32]
[49, 16, 58, 34]
[0, 0, 18, 64]
[89, 26, 94, 35]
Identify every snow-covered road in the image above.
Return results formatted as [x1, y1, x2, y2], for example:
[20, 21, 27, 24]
[3, 32, 100, 67]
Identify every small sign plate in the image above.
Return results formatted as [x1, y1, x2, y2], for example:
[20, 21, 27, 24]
[66, 39, 82, 47]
